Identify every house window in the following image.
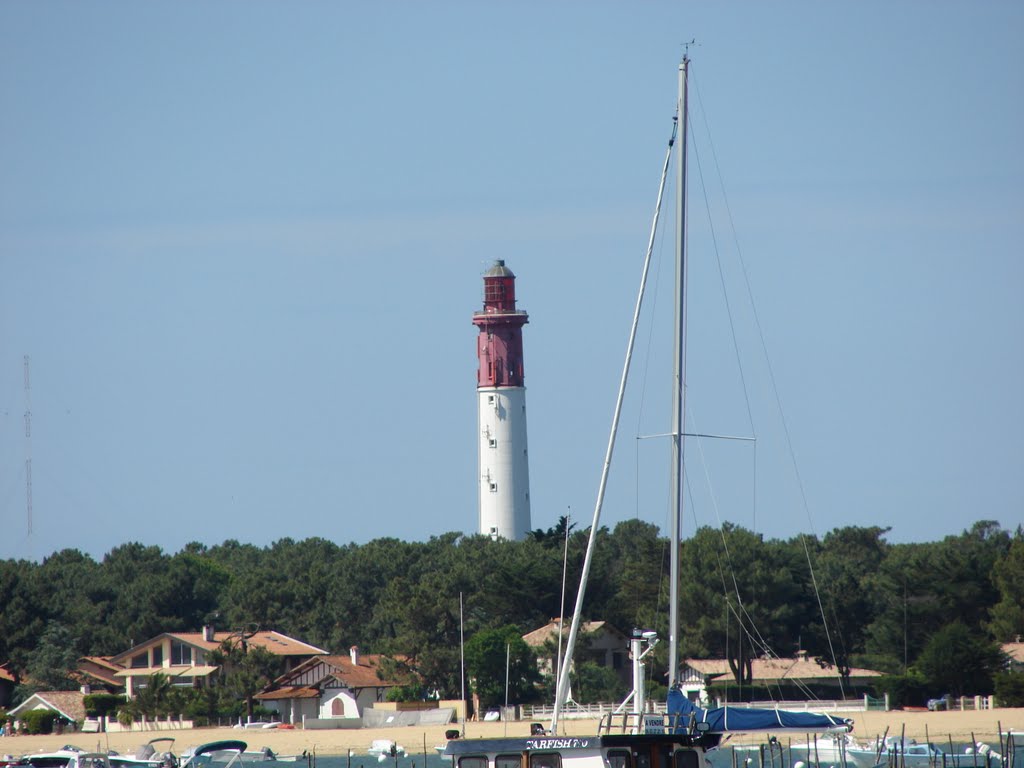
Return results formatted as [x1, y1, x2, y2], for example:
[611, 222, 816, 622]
[130, 653, 147, 669]
[170, 640, 192, 666]
[152, 645, 163, 667]
[612, 651, 623, 670]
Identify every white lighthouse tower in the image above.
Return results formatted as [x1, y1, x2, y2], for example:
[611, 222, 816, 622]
[472, 260, 531, 541]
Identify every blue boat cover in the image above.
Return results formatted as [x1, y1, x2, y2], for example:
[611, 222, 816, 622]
[667, 688, 852, 734]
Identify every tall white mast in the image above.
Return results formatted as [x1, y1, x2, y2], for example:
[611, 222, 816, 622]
[668, 54, 689, 690]
[549, 63, 682, 733]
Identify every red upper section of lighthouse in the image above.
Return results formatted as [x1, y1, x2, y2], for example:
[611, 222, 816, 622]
[473, 260, 528, 388]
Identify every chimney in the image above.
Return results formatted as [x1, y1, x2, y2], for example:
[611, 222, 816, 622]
[203, 625, 215, 642]
[796, 649, 808, 661]
[350, 646, 359, 666]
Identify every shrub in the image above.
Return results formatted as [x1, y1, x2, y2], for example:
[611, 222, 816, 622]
[84, 693, 126, 717]
[21, 709, 58, 734]
[116, 707, 136, 727]
[386, 684, 428, 702]
[872, 672, 929, 708]
[571, 662, 627, 704]
[993, 671, 1024, 707]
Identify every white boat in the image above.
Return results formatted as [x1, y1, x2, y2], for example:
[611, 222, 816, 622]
[786, 733, 881, 768]
[976, 733, 1023, 768]
[788, 732, 987, 768]
[178, 743, 300, 767]
[18, 751, 111, 768]
[179, 741, 248, 768]
[108, 738, 178, 768]
[869, 737, 980, 768]
[366, 741, 405, 763]
[242, 752, 302, 765]
[444, 48, 854, 768]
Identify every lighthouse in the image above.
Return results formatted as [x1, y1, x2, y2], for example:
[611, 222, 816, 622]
[473, 260, 532, 541]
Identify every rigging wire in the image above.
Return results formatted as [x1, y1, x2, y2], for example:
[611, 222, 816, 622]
[688, 70, 847, 700]
[684, 407, 822, 703]
[631, 151, 672, 633]
[549, 113, 679, 734]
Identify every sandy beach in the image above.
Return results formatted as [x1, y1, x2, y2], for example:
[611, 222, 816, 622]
[3, 709, 1022, 759]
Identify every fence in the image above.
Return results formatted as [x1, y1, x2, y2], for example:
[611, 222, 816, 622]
[82, 716, 195, 732]
[524, 702, 643, 720]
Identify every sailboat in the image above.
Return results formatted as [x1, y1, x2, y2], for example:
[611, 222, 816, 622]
[442, 53, 852, 768]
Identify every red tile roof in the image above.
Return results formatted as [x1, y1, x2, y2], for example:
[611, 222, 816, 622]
[75, 656, 125, 687]
[110, 629, 327, 663]
[522, 619, 624, 647]
[684, 655, 881, 681]
[167, 630, 328, 656]
[255, 685, 320, 701]
[317, 654, 399, 688]
[260, 652, 405, 700]
[1003, 642, 1024, 664]
[11, 691, 87, 722]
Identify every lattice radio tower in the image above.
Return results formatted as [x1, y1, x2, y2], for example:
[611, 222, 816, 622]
[24, 354, 33, 536]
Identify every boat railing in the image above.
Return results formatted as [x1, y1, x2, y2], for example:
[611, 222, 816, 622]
[597, 712, 695, 736]
[526, 701, 669, 720]
[735, 699, 872, 713]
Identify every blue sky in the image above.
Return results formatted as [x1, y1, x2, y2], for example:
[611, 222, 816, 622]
[1, 2, 1021, 561]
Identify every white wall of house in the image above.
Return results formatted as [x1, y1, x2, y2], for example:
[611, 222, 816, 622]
[320, 686, 360, 719]
[678, 666, 710, 705]
[534, 630, 629, 686]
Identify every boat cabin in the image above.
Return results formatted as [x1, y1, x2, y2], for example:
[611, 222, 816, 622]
[443, 715, 720, 768]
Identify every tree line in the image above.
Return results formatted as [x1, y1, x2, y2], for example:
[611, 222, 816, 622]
[0, 519, 1021, 712]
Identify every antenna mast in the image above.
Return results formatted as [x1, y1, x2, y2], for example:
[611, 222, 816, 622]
[23, 354, 33, 536]
[668, 53, 689, 690]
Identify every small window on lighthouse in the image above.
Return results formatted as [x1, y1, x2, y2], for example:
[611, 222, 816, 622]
[487, 394, 495, 405]
[489, 438, 497, 448]
[489, 482, 498, 493]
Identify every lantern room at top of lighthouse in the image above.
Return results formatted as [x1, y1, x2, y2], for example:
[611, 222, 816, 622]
[473, 260, 529, 389]
[481, 259, 519, 313]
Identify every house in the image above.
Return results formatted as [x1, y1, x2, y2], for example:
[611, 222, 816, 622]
[8, 690, 87, 729]
[522, 618, 631, 688]
[74, 656, 126, 695]
[0, 662, 16, 708]
[1001, 640, 1024, 671]
[107, 626, 327, 698]
[680, 651, 883, 704]
[255, 646, 404, 725]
